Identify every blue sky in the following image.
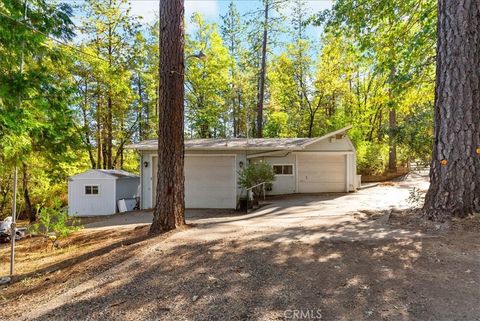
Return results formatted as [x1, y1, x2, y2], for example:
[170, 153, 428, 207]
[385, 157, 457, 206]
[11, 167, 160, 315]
[67, 0, 333, 42]
[196, 0, 333, 42]
[127, 1, 333, 26]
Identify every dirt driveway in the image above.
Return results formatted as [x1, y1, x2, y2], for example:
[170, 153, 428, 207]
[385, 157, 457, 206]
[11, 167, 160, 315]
[3, 172, 480, 321]
[85, 171, 429, 239]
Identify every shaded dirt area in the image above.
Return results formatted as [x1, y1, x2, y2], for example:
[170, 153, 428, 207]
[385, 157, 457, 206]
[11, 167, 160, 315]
[1, 215, 480, 321]
[0, 226, 153, 303]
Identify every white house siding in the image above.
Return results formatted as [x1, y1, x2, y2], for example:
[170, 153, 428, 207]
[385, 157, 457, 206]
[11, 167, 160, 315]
[304, 136, 353, 151]
[302, 136, 357, 192]
[250, 153, 297, 195]
[68, 178, 116, 216]
[140, 152, 154, 209]
[248, 137, 357, 195]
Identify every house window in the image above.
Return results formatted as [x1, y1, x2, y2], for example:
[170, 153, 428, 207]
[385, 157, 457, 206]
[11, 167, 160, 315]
[273, 165, 294, 176]
[85, 185, 99, 195]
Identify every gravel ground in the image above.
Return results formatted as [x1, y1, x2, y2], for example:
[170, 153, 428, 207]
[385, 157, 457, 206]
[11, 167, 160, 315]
[2, 172, 480, 321]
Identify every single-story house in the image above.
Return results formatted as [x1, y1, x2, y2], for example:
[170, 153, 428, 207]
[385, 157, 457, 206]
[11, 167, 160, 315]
[68, 169, 140, 216]
[128, 126, 358, 210]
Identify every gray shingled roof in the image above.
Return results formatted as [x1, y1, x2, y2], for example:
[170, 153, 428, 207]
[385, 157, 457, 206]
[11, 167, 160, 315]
[127, 125, 352, 151]
[129, 137, 316, 151]
[96, 169, 139, 178]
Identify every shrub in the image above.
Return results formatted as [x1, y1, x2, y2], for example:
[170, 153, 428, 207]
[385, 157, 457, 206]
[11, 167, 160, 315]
[238, 162, 275, 199]
[356, 141, 389, 175]
[407, 187, 424, 208]
[31, 198, 81, 248]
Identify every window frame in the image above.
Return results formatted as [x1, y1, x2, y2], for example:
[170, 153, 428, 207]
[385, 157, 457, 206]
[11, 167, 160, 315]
[84, 184, 100, 196]
[272, 164, 294, 176]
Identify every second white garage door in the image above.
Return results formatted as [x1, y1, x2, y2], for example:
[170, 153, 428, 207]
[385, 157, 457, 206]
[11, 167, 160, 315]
[185, 155, 236, 208]
[297, 154, 346, 193]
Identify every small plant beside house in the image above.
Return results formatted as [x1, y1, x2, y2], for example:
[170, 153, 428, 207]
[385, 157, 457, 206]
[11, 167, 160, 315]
[30, 198, 82, 249]
[238, 163, 275, 210]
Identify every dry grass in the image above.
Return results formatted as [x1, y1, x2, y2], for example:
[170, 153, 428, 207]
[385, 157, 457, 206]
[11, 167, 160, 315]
[0, 225, 151, 302]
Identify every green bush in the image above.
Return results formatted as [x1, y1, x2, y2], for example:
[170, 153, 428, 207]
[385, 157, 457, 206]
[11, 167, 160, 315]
[396, 108, 433, 163]
[356, 141, 389, 175]
[407, 187, 423, 207]
[31, 198, 82, 248]
[238, 162, 275, 199]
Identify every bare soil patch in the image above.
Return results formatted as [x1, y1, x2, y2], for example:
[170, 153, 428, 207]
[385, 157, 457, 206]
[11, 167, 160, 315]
[0, 225, 151, 302]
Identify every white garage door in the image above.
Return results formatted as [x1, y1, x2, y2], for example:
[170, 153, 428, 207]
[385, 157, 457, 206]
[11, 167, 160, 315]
[297, 154, 346, 193]
[185, 156, 236, 208]
[152, 155, 236, 208]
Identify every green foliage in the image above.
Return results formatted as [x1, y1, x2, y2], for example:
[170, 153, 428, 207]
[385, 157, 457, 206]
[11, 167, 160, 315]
[185, 13, 232, 138]
[31, 198, 82, 246]
[238, 163, 275, 197]
[407, 187, 424, 207]
[0, 0, 439, 218]
[356, 141, 389, 175]
[0, 1, 77, 164]
[0, 0, 81, 219]
[264, 111, 290, 138]
[320, 0, 436, 169]
[74, 0, 144, 169]
[396, 108, 434, 161]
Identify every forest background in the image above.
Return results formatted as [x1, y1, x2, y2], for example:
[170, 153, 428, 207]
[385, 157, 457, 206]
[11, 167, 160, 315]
[0, 0, 435, 219]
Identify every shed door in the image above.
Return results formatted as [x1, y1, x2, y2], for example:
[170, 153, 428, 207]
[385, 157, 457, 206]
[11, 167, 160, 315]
[297, 154, 346, 193]
[152, 155, 236, 209]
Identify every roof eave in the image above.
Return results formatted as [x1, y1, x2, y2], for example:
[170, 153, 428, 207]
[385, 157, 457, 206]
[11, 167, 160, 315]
[301, 125, 353, 148]
[128, 146, 303, 152]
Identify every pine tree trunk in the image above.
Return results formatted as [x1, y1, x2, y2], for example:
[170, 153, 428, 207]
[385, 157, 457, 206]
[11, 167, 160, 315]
[82, 81, 96, 169]
[237, 91, 242, 136]
[388, 109, 397, 172]
[106, 96, 113, 169]
[102, 137, 107, 169]
[256, 0, 269, 138]
[150, 0, 186, 234]
[145, 89, 151, 138]
[387, 61, 397, 173]
[423, 0, 480, 220]
[106, 15, 114, 169]
[138, 75, 144, 140]
[96, 92, 102, 169]
[308, 112, 315, 138]
[22, 163, 35, 222]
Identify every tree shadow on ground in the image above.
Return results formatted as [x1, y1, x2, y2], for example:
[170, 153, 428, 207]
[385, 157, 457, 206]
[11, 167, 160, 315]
[14, 217, 480, 321]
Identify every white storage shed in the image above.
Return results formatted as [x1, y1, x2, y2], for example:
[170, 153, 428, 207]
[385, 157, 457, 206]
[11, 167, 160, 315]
[68, 169, 140, 216]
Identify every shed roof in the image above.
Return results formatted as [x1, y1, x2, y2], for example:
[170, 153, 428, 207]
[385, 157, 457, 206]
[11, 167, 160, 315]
[96, 169, 139, 178]
[127, 125, 352, 151]
[69, 169, 139, 180]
